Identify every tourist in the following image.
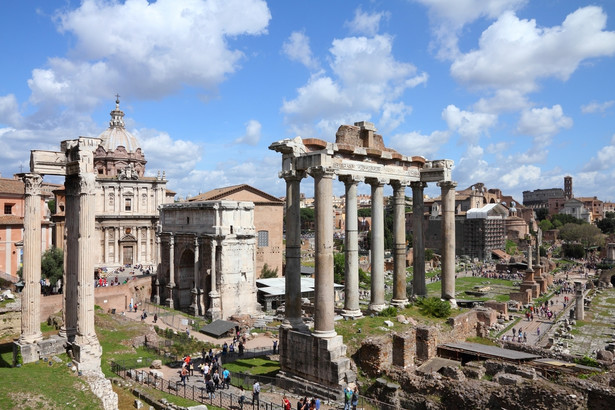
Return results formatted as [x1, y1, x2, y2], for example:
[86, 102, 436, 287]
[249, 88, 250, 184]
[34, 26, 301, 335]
[206, 377, 215, 399]
[344, 385, 353, 410]
[239, 386, 245, 409]
[273, 339, 278, 354]
[223, 367, 231, 389]
[297, 397, 304, 410]
[283, 396, 291, 410]
[252, 381, 260, 408]
[153, 313, 157, 323]
[239, 341, 244, 356]
[223, 342, 228, 355]
[180, 366, 188, 386]
[212, 369, 220, 390]
[351, 386, 359, 410]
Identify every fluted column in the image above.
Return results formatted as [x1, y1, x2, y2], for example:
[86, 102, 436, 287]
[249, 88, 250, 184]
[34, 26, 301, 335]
[61, 175, 79, 342]
[190, 236, 200, 316]
[208, 238, 221, 319]
[75, 173, 98, 343]
[114, 227, 119, 264]
[311, 167, 336, 338]
[391, 181, 408, 307]
[166, 235, 175, 308]
[103, 228, 108, 265]
[282, 171, 307, 330]
[438, 181, 457, 304]
[411, 181, 427, 297]
[340, 176, 361, 318]
[367, 178, 386, 312]
[19, 173, 43, 344]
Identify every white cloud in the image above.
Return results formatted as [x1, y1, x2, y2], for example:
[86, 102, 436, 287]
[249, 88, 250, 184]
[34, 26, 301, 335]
[282, 34, 426, 137]
[234, 120, 262, 145]
[581, 100, 614, 114]
[344, 7, 389, 37]
[0, 94, 22, 127]
[389, 129, 450, 158]
[282, 31, 319, 70]
[135, 128, 203, 180]
[582, 135, 615, 172]
[28, 0, 272, 110]
[473, 89, 530, 114]
[500, 164, 542, 188]
[450, 7, 615, 94]
[413, 0, 528, 59]
[379, 102, 411, 134]
[516, 105, 572, 147]
[442, 105, 497, 144]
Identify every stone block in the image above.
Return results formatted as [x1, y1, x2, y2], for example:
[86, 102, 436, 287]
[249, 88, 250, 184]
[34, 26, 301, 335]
[495, 372, 522, 385]
[462, 362, 485, 379]
[484, 360, 504, 376]
[439, 365, 466, 381]
[392, 332, 415, 368]
[484, 301, 507, 316]
[150, 359, 162, 369]
[415, 327, 437, 361]
[597, 349, 614, 364]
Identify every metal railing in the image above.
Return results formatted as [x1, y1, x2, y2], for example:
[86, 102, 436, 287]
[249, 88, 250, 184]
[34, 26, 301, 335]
[111, 360, 283, 410]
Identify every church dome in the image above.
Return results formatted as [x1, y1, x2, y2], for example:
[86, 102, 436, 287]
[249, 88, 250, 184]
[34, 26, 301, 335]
[97, 97, 141, 153]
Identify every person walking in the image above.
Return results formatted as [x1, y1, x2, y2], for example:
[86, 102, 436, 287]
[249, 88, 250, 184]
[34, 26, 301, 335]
[252, 380, 260, 408]
[351, 386, 359, 410]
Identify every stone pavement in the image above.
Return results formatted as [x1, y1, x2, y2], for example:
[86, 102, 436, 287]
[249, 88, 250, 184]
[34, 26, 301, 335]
[499, 267, 594, 347]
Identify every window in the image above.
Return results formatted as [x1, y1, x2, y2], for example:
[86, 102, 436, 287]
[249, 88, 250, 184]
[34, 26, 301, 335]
[4, 204, 13, 215]
[125, 198, 132, 211]
[257, 230, 269, 247]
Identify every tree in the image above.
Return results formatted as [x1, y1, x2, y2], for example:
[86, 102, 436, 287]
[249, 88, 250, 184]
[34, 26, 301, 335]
[334, 252, 345, 284]
[552, 213, 584, 226]
[538, 219, 553, 232]
[260, 263, 278, 278]
[41, 247, 63, 286]
[357, 208, 371, 217]
[535, 208, 549, 221]
[597, 213, 615, 234]
[300, 208, 314, 231]
[559, 223, 604, 248]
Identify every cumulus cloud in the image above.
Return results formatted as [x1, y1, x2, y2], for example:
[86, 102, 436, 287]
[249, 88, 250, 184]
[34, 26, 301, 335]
[28, 0, 271, 110]
[282, 34, 427, 137]
[499, 164, 542, 188]
[282, 31, 319, 70]
[442, 105, 497, 144]
[135, 128, 203, 180]
[0, 95, 22, 127]
[450, 7, 615, 94]
[413, 0, 528, 59]
[516, 105, 573, 147]
[581, 100, 614, 114]
[582, 134, 615, 172]
[234, 120, 262, 145]
[389, 129, 450, 158]
[344, 7, 389, 36]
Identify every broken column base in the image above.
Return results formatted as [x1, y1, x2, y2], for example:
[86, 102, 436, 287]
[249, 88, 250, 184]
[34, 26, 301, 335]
[72, 337, 103, 373]
[81, 369, 119, 410]
[278, 327, 355, 400]
[13, 335, 67, 365]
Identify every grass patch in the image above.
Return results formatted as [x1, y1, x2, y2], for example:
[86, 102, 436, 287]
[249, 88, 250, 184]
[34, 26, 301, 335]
[0, 355, 102, 409]
[224, 357, 280, 378]
[466, 336, 498, 346]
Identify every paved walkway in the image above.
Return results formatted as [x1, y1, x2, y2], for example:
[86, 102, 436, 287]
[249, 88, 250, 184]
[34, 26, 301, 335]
[499, 267, 594, 347]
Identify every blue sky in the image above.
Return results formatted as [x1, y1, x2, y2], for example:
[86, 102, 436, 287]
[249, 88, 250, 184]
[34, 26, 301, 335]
[1, 0, 615, 203]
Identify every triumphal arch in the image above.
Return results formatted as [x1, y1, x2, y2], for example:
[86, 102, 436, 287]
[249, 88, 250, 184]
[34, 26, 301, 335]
[15, 137, 117, 409]
[269, 121, 456, 395]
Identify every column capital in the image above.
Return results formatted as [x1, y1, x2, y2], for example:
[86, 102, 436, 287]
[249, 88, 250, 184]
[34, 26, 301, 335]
[194, 235, 200, 247]
[390, 179, 410, 189]
[437, 180, 457, 190]
[78, 173, 97, 195]
[410, 181, 427, 189]
[168, 234, 174, 246]
[365, 176, 388, 187]
[338, 174, 363, 185]
[21, 173, 43, 196]
[281, 169, 306, 181]
[309, 166, 335, 179]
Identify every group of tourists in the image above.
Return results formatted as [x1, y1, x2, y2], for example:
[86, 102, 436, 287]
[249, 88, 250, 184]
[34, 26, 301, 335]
[283, 395, 322, 410]
[343, 385, 359, 410]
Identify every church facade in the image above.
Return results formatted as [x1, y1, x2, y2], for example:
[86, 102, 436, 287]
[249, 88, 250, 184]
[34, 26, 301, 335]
[52, 99, 175, 271]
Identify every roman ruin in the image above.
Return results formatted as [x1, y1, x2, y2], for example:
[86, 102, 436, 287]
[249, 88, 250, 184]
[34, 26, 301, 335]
[270, 121, 456, 394]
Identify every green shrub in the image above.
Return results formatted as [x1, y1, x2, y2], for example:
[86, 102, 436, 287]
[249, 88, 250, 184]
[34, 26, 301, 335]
[575, 356, 600, 368]
[379, 306, 397, 317]
[416, 297, 451, 318]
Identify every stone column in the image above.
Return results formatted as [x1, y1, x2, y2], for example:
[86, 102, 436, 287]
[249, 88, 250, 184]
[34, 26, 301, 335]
[411, 181, 427, 297]
[208, 238, 221, 319]
[73, 172, 103, 370]
[146, 227, 151, 264]
[367, 177, 386, 312]
[391, 181, 408, 307]
[19, 173, 43, 344]
[114, 227, 119, 264]
[61, 175, 79, 342]
[166, 235, 175, 308]
[103, 228, 108, 265]
[312, 167, 336, 338]
[575, 281, 584, 320]
[340, 176, 361, 318]
[282, 171, 307, 329]
[438, 181, 457, 305]
[190, 236, 200, 316]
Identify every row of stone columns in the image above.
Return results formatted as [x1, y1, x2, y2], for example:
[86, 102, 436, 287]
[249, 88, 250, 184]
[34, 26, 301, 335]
[282, 171, 458, 338]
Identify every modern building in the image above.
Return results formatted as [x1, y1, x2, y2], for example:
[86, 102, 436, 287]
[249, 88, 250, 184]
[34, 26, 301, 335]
[187, 184, 284, 278]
